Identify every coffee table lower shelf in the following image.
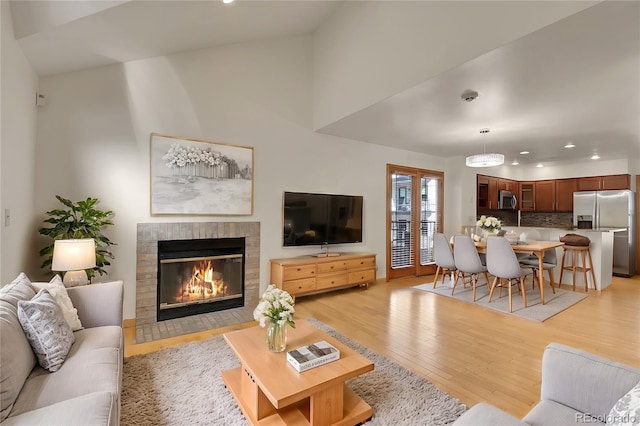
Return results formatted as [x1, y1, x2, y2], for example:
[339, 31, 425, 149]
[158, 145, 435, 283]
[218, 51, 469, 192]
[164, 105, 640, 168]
[222, 367, 373, 426]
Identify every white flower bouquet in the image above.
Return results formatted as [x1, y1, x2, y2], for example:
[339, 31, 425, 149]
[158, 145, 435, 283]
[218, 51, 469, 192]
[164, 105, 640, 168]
[477, 215, 502, 232]
[253, 284, 296, 329]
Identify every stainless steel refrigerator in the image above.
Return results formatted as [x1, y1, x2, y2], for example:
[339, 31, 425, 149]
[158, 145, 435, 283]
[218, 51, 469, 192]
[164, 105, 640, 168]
[573, 190, 636, 277]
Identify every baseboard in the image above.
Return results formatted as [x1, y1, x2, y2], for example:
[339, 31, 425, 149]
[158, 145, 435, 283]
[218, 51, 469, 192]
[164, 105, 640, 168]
[123, 318, 136, 329]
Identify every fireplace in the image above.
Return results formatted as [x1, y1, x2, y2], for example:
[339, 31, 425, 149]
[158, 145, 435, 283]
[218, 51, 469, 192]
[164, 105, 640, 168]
[157, 237, 245, 321]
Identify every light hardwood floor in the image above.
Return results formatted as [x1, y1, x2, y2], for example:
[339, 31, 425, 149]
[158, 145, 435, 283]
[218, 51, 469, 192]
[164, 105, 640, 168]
[124, 275, 640, 419]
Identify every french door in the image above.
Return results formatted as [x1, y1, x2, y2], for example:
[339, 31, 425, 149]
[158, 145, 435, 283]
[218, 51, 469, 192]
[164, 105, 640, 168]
[386, 164, 444, 280]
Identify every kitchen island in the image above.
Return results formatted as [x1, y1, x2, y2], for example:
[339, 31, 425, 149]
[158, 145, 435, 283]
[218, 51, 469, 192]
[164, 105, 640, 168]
[501, 227, 615, 290]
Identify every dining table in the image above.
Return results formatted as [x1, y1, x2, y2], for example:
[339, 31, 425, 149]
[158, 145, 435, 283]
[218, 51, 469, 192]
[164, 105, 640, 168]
[474, 239, 564, 305]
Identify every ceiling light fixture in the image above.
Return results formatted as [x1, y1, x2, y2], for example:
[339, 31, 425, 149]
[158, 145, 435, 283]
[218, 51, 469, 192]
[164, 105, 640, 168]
[511, 160, 519, 166]
[564, 142, 575, 148]
[520, 151, 530, 155]
[465, 128, 504, 168]
[536, 163, 544, 168]
[591, 154, 600, 160]
[223, 0, 234, 3]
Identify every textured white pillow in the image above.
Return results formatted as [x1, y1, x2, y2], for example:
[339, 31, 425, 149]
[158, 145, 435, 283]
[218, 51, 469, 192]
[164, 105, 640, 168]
[17, 289, 75, 372]
[609, 381, 640, 425]
[31, 275, 82, 331]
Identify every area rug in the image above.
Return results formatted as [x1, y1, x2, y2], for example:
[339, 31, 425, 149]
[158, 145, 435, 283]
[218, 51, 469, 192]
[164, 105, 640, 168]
[413, 275, 587, 322]
[121, 318, 466, 425]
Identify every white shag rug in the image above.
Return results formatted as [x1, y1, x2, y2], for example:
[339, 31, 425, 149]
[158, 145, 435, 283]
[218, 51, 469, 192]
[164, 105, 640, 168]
[121, 318, 466, 425]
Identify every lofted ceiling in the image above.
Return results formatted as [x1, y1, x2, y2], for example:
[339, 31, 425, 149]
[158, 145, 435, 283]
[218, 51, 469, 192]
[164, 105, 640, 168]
[9, 0, 640, 167]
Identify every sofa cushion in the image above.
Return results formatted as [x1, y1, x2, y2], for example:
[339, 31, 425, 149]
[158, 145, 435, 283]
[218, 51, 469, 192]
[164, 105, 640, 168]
[31, 275, 83, 331]
[1, 391, 115, 426]
[0, 273, 37, 421]
[10, 325, 122, 417]
[18, 289, 76, 373]
[609, 380, 640, 426]
[523, 400, 606, 426]
[453, 402, 527, 426]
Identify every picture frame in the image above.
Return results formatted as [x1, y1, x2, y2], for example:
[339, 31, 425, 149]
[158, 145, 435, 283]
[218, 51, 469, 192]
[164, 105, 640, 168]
[150, 133, 254, 215]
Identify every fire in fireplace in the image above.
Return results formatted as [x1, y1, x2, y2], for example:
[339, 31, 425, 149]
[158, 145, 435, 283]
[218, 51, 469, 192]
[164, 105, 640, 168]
[157, 237, 245, 321]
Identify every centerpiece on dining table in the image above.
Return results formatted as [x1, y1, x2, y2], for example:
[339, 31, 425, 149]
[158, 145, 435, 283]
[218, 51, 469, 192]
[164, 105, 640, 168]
[476, 215, 502, 241]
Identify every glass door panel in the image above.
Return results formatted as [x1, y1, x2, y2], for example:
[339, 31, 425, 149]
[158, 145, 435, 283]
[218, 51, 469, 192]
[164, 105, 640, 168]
[390, 173, 413, 270]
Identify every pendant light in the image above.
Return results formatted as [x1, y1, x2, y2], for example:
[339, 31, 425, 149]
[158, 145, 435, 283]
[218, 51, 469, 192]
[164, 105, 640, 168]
[465, 128, 504, 168]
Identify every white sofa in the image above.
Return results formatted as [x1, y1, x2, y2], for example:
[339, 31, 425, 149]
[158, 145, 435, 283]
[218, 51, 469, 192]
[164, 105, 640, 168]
[454, 343, 640, 425]
[0, 275, 123, 425]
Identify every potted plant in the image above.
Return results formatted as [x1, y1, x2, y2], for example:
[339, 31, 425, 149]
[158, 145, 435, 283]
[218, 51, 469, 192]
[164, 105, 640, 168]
[39, 195, 116, 280]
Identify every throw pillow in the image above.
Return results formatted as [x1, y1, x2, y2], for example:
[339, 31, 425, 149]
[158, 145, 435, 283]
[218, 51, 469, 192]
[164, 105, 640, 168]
[608, 380, 640, 425]
[17, 289, 75, 372]
[32, 275, 83, 331]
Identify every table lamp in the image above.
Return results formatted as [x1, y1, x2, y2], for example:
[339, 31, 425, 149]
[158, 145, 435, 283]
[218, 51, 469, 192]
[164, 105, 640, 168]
[52, 238, 96, 287]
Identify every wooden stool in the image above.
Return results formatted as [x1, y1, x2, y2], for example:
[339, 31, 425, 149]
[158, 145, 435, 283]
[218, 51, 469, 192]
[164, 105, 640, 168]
[560, 245, 596, 291]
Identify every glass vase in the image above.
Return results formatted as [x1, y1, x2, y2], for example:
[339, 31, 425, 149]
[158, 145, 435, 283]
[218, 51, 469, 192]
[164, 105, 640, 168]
[266, 322, 287, 352]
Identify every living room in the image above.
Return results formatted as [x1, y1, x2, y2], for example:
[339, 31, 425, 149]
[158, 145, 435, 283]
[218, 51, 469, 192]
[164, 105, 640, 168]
[1, 1, 639, 424]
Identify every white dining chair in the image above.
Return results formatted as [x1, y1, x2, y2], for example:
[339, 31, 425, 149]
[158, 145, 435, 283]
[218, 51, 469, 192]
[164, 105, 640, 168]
[519, 248, 557, 294]
[432, 233, 458, 289]
[453, 235, 489, 302]
[486, 236, 533, 313]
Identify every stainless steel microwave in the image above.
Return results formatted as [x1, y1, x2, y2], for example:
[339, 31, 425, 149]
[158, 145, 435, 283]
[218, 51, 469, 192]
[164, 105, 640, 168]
[499, 190, 517, 210]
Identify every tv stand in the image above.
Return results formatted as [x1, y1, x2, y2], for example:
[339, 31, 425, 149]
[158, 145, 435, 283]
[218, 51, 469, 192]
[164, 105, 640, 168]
[270, 252, 376, 299]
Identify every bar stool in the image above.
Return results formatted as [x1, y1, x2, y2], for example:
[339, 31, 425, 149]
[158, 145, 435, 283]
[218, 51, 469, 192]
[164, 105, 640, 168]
[560, 245, 596, 291]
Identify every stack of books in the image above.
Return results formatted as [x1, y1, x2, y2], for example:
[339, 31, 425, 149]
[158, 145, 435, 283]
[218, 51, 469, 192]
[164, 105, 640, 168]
[286, 340, 340, 372]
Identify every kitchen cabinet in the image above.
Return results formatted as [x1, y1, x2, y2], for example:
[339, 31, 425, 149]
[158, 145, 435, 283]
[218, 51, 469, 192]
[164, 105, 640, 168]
[498, 178, 518, 193]
[519, 182, 535, 211]
[535, 180, 556, 211]
[477, 175, 498, 210]
[555, 178, 577, 211]
[577, 174, 630, 191]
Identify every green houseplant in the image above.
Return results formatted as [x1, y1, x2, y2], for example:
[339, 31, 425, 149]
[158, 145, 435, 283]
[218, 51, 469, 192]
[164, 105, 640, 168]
[39, 195, 116, 280]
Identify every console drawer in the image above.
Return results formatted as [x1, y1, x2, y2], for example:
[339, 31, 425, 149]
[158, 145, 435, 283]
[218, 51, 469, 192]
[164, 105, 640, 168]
[317, 260, 347, 274]
[282, 277, 317, 295]
[347, 257, 376, 270]
[316, 272, 348, 290]
[348, 269, 375, 284]
[282, 265, 316, 281]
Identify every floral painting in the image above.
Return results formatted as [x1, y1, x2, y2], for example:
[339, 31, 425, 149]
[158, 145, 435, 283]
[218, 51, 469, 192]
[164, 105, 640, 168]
[150, 133, 253, 215]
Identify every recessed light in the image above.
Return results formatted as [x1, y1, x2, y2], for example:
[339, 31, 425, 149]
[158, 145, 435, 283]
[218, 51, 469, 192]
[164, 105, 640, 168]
[511, 160, 519, 166]
[564, 142, 575, 148]
[520, 151, 530, 155]
[536, 163, 544, 168]
[223, 0, 234, 3]
[591, 154, 600, 160]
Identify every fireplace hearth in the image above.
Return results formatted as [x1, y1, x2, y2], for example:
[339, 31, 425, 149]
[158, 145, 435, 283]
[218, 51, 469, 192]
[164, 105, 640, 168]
[157, 238, 245, 321]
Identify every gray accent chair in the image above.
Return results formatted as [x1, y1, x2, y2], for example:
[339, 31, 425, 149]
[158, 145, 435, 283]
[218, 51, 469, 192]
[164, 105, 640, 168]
[486, 236, 531, 313]
[453, 235, 489, 302]
[432, 233, 457, 289]
[453, 342, 640, 425]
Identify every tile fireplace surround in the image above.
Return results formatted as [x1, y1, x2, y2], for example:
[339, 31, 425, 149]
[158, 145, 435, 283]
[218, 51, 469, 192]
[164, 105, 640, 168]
[136, 222, 260, 343]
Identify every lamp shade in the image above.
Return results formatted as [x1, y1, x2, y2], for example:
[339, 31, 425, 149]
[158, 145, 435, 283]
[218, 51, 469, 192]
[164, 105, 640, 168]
[465, 153, 505, 168]
[52, 239, 96, 271]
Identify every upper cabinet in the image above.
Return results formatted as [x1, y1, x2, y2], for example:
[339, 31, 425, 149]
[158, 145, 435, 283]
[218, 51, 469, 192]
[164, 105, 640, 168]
[519, 182, 535, 211]
[477, 175, 498, 210]
[555, 178, 577, 211]
[534, 180, 556, 212]
[477, 174, 629, 214]
[576, 174, 630, 191]
[498, 178, 518, 192]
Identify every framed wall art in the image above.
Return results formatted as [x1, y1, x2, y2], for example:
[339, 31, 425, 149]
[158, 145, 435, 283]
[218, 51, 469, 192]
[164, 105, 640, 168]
[150, 133, 254, 215]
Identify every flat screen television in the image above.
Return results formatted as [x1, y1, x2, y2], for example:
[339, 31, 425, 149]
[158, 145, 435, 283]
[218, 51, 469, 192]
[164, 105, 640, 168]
[283, 191, 363, 247]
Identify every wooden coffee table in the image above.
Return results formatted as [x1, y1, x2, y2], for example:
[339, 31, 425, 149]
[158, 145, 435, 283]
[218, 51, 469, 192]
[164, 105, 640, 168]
[221, 319, 374, 425]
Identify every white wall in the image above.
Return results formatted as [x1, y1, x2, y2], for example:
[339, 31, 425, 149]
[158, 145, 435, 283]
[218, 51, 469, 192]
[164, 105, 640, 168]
[312, 1, 597, 130]
[34, 35, 453, 319]
[0, 1, 39, 284]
